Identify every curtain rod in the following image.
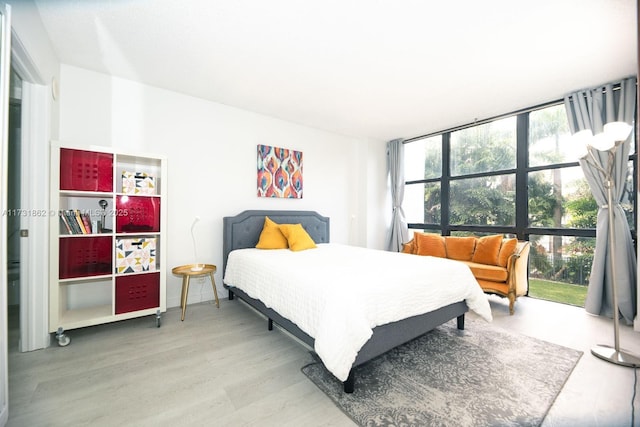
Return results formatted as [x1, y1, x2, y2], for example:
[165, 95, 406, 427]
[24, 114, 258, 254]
[403, 80, 633, 144]
[403, 99, 562, 143]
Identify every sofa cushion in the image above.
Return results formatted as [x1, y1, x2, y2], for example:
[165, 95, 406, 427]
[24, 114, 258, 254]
[402, 238, 416, 254]
[498, 238, 518, 267]
[445, 236, 476, 261]
[462, 261, 509, 283]
[475, 279, 510, 295]
[471, 234, 503, 266]
[414, 233, 446, 258]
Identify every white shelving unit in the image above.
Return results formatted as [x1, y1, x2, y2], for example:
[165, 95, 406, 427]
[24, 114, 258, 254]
[49, 141, 167, 345]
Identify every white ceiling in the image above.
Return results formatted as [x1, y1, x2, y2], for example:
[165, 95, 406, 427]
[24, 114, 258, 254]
[34, 0, 637, 141]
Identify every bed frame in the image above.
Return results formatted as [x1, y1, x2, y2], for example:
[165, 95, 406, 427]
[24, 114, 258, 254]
[222, 210, 467, 393]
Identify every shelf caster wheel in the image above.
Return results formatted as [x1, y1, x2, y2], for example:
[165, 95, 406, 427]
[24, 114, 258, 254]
[155, 310, 161, 328]
[56, 327, 71, 347]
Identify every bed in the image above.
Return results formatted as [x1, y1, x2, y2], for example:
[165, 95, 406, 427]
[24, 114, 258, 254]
[222, 210, 492, 393]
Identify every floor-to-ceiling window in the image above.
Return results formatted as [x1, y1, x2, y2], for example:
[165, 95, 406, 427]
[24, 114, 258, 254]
[403, 101, 637, 307]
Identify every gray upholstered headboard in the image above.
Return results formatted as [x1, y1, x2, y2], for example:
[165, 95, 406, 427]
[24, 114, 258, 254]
[222, 210, 330, 275]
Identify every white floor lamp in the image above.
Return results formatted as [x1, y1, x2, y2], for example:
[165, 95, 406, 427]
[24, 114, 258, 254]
[578, 121, 640, 368]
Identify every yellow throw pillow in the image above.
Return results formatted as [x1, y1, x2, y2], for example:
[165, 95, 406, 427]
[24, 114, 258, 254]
[498, 238, 518, 267]
[445, 236, 476, 261]
[279, 223, 317, 251]
[255, 216, 288, 249]
[414, 233, 446, 258]
[471, 234, 503, 266]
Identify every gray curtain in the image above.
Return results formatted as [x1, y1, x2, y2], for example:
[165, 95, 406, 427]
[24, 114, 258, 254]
[386, 138, 409, 252]
[564, 77, 637, 324]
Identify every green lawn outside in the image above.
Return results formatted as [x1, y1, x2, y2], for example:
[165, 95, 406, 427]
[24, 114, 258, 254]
[528, 278, 588, 307]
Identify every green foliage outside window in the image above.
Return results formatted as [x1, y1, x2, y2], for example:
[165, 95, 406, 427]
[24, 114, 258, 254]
[449, 176, 515, 226]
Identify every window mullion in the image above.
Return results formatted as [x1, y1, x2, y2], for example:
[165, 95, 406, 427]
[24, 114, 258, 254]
[441, 133, 450, 236]
[516, 113, 529, 240]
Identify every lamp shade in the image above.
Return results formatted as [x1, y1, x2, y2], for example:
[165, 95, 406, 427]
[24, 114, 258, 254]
[603, 121, 633, 142]
[590, 131, 615, 151]
[572, 129, 593, 158]
[572, 128, 594, 144]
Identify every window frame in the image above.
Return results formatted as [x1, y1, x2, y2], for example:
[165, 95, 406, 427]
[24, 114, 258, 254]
[403, 100, 638, 243]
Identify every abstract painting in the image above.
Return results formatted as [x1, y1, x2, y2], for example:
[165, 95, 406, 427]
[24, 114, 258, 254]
[257, 144, 303, 198]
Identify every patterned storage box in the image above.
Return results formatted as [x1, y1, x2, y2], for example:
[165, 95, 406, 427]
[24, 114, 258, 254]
[116, 237, 156, 274]
[122, 171, 156, 195]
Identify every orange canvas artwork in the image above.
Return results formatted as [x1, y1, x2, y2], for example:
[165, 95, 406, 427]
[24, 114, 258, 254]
[257, 144, 303, 198]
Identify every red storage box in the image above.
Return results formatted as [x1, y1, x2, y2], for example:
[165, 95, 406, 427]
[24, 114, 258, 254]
[115, 272, 160, 314]
[60, 148, 113, 192]
[59, 236, 113, 279]
[116, 195, 160, 233]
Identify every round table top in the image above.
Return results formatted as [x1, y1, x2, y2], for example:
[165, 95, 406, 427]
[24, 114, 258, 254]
[171, 263, 216, 276]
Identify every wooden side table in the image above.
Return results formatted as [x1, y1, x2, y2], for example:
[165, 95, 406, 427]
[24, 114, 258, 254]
[171, 264, 219, 321]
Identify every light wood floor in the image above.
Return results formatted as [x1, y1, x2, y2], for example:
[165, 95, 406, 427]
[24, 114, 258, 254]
[6, 296, 640, 427]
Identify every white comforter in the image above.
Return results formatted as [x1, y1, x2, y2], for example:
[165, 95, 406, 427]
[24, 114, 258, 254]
[223, 243, 492, 381]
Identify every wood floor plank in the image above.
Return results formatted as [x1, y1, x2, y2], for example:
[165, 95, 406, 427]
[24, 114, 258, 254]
[8, 296, 638, 427]
[7, 301, 353, 427]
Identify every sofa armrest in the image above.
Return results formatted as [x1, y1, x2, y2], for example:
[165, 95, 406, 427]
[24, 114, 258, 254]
[506, 241, 530, 297]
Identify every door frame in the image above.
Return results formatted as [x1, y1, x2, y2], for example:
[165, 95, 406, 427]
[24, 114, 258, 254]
[11, 28, 50, 352]
[0, 4, 11, 425]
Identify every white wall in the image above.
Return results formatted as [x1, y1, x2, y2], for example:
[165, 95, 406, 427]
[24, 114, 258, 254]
[10, 0, 59, 136]
[59, 64, 389, 308]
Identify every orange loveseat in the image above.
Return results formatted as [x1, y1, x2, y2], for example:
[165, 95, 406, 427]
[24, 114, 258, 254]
[402, 233, 530, 315]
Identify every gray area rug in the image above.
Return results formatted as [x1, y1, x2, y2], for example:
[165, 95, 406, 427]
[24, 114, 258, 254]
[302, 318, 582, 427]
